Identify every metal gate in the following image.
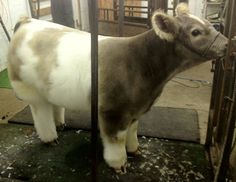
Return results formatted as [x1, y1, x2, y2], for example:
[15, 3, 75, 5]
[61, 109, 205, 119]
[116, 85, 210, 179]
[205, 0, 236, 181]
[98, 0, 188, 36]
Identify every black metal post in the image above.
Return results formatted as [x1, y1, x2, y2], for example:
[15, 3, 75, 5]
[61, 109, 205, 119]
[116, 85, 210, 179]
[28, 0, 35, 18]
[223, 0, 231, 38]
[118, 0, 124, 37]
[213, 0, 236, 180]
[88, 0, 98, 181]
[36, 0, 40, 19]
[147, 0, 151, 27]
[0, 15, 11, 42]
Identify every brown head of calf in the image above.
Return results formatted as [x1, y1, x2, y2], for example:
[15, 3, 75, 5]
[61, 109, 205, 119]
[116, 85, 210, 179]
[152, 3, 227, 61]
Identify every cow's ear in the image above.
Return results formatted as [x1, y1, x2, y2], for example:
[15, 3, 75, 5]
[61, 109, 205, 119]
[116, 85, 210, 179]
[151, 11, 179, 42]
[175, 3, 190, 16]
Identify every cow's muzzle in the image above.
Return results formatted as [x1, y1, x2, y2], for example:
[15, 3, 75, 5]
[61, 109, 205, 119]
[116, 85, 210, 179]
[203, 32, 228, 59]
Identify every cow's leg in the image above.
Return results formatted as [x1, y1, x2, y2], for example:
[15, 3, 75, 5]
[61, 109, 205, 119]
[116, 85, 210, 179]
[126, 120, 140, 154]
[53, 106, 66, 130]
[11, 81, 58, 143]
[99, 118, 128, 173]
[30, 102, 58, 143]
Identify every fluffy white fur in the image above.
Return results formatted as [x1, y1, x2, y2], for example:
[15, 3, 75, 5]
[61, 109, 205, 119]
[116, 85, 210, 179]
[48, 32, 92, 111]
[189, 14, 206, 25]
[175, 3, 205, 25]
[175, 3, 190, 15]
[9, 20, 97, 142]
[151, 11, 175, 42]
[99, 120, 140, 172]
[100, 126, 128, 173]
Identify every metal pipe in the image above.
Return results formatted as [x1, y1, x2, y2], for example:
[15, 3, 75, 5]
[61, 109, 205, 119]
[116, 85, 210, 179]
[215, 0, 236, 143]
[118, 0, 124, 37]
[36, 0, 40, 19]
[215, 54, 236, 182]
[213, 0, 236, 180]
[99, 8, 149, 14]
[223, 0, 231, 37]
[214, 0, 235, 143]
[77, 0, 82, 30]
[88, 0, 98, 181]
[147, 0, 151, 28]
[0, 15, 11, 42]
[98, 19, 149, 28]
[28, 0, 35, 18]
[113, 0, 118, 21]
[205, 59, 224, 146]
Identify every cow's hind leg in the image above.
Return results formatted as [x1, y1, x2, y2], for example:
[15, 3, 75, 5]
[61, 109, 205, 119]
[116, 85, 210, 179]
[11, 81, 58, 143]
[126, 120, 140, 155]
[30, 102, 58, 143]
[99, 118, 128, 173]
[53, 106, 66, 130]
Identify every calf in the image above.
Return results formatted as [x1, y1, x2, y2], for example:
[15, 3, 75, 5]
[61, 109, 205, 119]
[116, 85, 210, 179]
[8, 3, 227, 173]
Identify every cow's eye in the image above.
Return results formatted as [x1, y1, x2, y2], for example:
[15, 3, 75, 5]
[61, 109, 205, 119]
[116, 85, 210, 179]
[191, 29, 201, 36]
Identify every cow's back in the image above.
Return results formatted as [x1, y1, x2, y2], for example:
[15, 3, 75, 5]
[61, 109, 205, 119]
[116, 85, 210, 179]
[8, 19, 92, 111]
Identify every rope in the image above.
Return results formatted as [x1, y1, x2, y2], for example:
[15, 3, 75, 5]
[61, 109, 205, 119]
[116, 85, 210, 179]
[171, 76, 212, 88]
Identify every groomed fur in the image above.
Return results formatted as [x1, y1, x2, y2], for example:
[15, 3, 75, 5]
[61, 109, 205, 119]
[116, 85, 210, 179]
[151, 11, 176, 42]
[14, 17, 31, 33]
[175, 3, 190, 16]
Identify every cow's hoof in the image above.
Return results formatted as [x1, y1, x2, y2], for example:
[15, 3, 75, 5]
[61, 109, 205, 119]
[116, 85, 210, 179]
[104, 146, 127, 173]
[114, 163, 127, 174]
[44, 139, 59, 146]
[127, 147, 141, 156]
[57, 123, 66, 131]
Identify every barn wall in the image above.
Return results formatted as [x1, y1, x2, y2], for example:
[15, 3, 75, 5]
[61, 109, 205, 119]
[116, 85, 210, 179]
[189, 0, 204, 18]
[0, 0, 30, 71]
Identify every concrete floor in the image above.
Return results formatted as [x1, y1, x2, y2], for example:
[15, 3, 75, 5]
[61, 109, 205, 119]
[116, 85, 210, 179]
[156, 62, 213, 144]
[0, 61, 213, 144]
[0, 89, 27, 124]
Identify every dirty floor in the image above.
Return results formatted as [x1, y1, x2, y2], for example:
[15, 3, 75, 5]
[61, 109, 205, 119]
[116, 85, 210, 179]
[0, 124, 211, 182]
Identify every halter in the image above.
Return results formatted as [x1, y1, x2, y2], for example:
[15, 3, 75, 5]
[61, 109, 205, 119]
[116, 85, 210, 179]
[202, 32, 221, 58]
[176, 31, 222, 59]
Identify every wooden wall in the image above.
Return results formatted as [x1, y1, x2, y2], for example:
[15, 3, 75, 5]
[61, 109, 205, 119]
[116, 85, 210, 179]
[98, 0, 142, 21]
[98, 0, 115, 21]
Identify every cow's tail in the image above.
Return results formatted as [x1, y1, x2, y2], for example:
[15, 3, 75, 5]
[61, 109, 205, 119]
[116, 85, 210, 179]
[14, 17, 31, 33]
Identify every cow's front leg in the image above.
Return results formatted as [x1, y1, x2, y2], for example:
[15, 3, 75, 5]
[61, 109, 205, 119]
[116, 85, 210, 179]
[99, 119, 128, 173]
[126, 120, 140, 155]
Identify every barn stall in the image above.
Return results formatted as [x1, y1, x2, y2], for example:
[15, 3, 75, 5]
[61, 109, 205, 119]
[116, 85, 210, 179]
[0, 0, 235, 181]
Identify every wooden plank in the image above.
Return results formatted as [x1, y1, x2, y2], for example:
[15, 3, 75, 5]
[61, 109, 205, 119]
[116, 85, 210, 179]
[38, 7, 51, 16]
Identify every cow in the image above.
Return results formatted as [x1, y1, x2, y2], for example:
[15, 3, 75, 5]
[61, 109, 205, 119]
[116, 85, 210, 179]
[7, 3, 227, 173]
